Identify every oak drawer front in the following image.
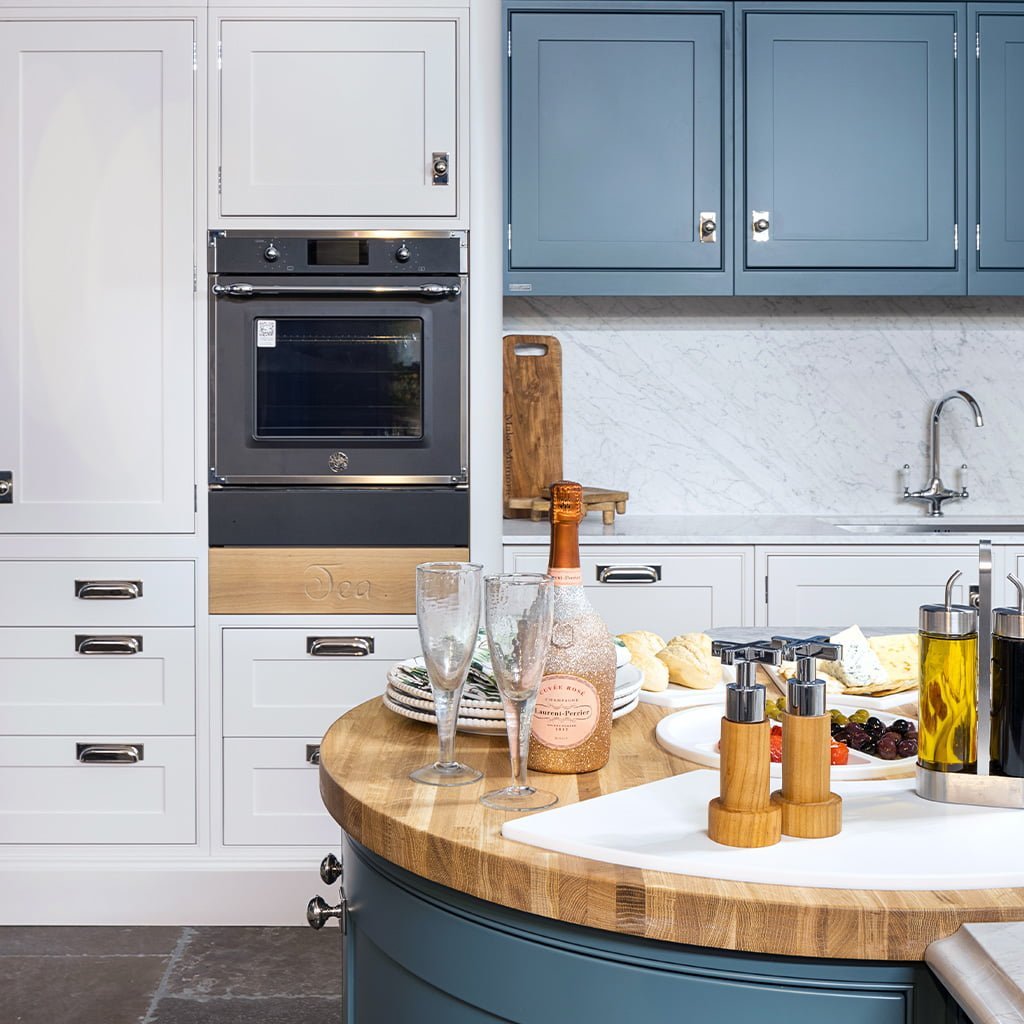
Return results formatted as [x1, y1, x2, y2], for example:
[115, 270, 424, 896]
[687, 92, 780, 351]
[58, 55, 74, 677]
[508, 550, 751, 638]
[0, 628, 194, 735]
[223, 737, 339, 846]
[0, 561, 194, 626]
[210, 547, 468, 615]
[223, 628, 415, 737]
[0, 736, 195, 844]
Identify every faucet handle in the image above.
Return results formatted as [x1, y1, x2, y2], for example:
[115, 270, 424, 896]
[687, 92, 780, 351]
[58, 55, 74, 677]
[959, 463, 969, 497]
[901, 464, 912, 497]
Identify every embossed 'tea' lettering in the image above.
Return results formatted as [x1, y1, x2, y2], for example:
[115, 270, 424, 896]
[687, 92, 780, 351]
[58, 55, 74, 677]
[303, 565, 387, 602]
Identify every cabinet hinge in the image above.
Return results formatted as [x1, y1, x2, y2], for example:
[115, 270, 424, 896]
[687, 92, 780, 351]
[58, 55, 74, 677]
[953, 31, 958, 59]
[507, 223, 512, 251]
[217, 166, 223, 195]
[217, 40, 222, 71]
[193, 265, 197, 293]
[764, 575, 769, 605]
[507, 31, 512, 58]
[194, 485, 198, 514]
[954, 223, 959, 251]
[192, 40, 197, 72]
[977, 31, 981, 59]
[977, 223, 981, 251]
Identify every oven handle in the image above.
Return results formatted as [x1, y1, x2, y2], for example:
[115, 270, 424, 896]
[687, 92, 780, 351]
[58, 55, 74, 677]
[211, 283, 461, 299]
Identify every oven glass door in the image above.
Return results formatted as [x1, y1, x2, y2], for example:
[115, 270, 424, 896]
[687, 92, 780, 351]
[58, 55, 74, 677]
[211, 278, 465, 485]
[254, 317, 423, 440]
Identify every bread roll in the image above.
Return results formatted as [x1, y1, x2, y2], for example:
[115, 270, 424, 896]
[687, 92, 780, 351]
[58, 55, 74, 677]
[617, 631, 670, 692]
[617, 630, 666, 660]
[656, 633, 716, 689]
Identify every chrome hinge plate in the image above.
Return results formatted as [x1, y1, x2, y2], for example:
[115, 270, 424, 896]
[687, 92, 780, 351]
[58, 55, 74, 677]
[507, 224, 512, 251]
[507, 31, 512, 58]
[192, 40, 197, 71]
[954, 31, 958, 59]
[194, 484, 198, 513]
[764, 575, 769, 605]
[216, 40, 222, 71]
[954, 223, 959, 251]
[217, 166, 223, 195]
[977, 224, 981, 251]
[193, 265, 197, 293]
[977, 31, 981, 58]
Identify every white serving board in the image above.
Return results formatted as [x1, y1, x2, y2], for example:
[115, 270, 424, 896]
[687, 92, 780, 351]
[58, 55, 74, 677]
[655, 704, 915, 781]
[502, 771, 1024, 891]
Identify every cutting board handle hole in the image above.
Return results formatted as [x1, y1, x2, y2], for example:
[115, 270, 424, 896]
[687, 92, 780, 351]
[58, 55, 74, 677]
[514, 343, 548, 357]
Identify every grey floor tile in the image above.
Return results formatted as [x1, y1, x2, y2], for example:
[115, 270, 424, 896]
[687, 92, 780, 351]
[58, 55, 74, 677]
[162, 928, 342, 999]
[0, 925, 183, 956]
[0, 953, 169, 1024]
[148, 996, 343, 1024]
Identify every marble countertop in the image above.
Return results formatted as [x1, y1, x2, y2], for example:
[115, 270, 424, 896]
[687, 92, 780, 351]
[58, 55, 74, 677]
[502, 514, 1024, 545]
[927, 923, 1024, 1024]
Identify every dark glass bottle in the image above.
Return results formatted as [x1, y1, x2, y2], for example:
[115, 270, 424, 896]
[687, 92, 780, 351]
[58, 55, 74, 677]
[991, 575, 1024, 778]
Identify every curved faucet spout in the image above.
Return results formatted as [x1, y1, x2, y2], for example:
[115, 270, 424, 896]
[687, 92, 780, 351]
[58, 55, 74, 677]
[933, 389, 984, 429]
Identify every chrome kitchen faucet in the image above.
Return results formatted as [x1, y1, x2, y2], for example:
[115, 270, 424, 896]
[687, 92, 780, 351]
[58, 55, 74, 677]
[903, 390, 984, 516]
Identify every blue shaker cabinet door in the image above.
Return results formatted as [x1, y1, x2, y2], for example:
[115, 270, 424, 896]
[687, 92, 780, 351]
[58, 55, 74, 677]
[978, 13, 1024, 270]
[508, 11, 723, 272]
[744, 11, 957, 270]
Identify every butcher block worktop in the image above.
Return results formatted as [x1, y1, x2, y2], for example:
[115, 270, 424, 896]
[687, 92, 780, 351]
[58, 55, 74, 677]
[318, 699, 1024, 962]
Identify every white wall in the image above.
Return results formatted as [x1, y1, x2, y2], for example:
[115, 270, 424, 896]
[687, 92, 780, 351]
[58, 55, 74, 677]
[504, 296, 1024, 517]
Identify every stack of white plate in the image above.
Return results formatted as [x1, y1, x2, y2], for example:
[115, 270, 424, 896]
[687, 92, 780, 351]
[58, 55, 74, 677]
[384, 639, 642, 735]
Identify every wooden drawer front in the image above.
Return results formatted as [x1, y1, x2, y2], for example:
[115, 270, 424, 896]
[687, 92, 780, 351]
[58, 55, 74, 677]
[0, 736, 195, 844]
[508, 549, 751, 638]
[0, 561, 194, 626]
[0, 628, 194, 735]
[210, 547, 468, 615]
[223, 738, 339, 847]
[223, 628, 415, 737]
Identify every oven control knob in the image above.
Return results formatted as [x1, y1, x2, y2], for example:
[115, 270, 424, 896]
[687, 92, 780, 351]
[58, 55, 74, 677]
[395, 245, 411, 263]
[263, 244, 281, 263]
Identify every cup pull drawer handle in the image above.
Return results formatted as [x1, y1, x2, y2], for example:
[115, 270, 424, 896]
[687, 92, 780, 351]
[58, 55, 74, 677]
[76, 743, 143, 764]
[306, 636, 374, 657]
[75, 635, 143, 655]
[307, 744, 321, 765]
[75, 580, 143, 600]
[596, 564, 662, 584]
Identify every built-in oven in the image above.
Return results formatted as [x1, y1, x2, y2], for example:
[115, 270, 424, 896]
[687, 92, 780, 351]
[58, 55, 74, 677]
[208, 231, 469, 548]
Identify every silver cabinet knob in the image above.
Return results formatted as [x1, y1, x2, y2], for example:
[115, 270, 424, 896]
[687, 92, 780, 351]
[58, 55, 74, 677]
[395, 245, 411, 263]
[320, 853, 343, 885]
[0, 481, 11, 498]
[263, 244, 280, 263]
[432, 157, 448, 176]
[307, 894, 346, 932]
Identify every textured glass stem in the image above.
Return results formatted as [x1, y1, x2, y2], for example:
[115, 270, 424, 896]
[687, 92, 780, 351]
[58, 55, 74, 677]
[432, 684, 463, 767]
[504, 696, 535, 790]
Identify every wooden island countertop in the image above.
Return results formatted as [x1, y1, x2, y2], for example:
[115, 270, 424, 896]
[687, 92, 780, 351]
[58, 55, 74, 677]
[319, 699, 1024, 962]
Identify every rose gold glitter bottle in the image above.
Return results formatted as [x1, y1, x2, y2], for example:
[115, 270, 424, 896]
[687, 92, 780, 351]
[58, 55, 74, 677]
[528, 481, 616, 774]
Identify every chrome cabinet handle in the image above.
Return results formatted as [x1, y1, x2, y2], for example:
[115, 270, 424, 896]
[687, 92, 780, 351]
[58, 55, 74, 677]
[306, 636, 374, 657]
[307, 894, 347, 933]
[211, 283, 460, 299]
[432, 150, 450, 185]
[75, 634, 142, 655]
[306, 744, 321, 766]
[75, 580, 143, 600]
[596, 564, 662, 584]
[76, 743, 143, 764]
[699, 211, 718, 243]
[752, 211, 770, 241]
[320, 853, 343, 885]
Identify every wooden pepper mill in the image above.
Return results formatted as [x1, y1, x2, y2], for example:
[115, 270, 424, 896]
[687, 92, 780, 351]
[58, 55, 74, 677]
[770, 636, 844, 839]
[707, 641, 783, 849]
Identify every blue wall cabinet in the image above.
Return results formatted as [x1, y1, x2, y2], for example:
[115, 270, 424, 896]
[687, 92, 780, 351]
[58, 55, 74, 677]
[971, 6, 1024, 293]
[737, 5, 966, 295]
[505, 4, 731, 296]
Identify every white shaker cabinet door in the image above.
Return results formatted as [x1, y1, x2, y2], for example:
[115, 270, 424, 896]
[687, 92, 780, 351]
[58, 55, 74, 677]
[217, 16, 459, 218]
[0, 21, 196, 534]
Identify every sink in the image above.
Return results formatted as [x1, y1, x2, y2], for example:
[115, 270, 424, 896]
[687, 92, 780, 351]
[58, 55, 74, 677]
[820, 518, 1024, 535]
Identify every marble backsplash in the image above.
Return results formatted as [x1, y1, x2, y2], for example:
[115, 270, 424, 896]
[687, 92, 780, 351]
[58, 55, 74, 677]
[503, 296, 1024, 516]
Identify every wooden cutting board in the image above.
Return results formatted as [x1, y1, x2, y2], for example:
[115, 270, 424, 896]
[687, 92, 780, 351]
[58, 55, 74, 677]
[503, 335, 563, 517]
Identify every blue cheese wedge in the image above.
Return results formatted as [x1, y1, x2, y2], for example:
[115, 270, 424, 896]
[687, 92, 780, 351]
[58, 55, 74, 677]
[827, 625, 891, 693]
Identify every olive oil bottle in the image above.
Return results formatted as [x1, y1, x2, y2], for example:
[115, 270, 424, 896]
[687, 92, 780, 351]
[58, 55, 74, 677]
[918, 570, 978, 774]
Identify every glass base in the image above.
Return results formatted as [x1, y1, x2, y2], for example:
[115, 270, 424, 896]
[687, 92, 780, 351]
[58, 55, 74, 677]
[480, 785, 558, 812]
[410, 761, 483, 787]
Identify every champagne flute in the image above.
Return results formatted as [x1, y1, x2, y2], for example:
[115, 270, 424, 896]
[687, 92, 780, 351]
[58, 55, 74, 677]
[481, 573, 558, 811]
[410, 562, 484, 786]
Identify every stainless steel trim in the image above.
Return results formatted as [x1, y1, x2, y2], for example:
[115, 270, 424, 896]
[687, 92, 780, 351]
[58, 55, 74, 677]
[76, 743, 144, 764]
[210, 475, 466, 487]
[211, 283, 461, 298]
[75, 580, 142, 600]
[306, 744, 321, 765]
[596, 564, 661, 584]
[306, 636, 374, 657]
[75, 634, 142, 655]
[915, 763, 1024, 808]
[978, 539, 993, 772]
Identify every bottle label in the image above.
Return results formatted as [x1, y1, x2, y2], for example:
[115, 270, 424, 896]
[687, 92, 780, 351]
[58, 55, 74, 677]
[532, 674, 600, 749]
[548, 566, 582, 587]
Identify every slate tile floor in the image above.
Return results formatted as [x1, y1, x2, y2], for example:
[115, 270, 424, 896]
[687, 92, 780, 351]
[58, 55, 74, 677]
[0, 926, 344, 1023]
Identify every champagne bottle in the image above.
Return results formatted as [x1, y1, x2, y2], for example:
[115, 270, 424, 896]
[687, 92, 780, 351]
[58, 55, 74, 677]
[529, 481, 616, 774]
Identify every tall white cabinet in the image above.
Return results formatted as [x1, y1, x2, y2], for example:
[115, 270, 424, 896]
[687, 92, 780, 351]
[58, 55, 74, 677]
[0, 19, 196, 534]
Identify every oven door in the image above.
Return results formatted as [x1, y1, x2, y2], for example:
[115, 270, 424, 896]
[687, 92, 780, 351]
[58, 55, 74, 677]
[211, 276, 466, 485]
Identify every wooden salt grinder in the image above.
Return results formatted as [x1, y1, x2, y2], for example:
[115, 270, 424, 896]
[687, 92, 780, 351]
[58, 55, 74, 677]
[770, 636, 844, 839]
[707, 642, 783, 849]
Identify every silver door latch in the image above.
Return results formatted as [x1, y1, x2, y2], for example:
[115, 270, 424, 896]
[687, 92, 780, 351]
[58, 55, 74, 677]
[432, 151, 450, 186]
[0, 472, 12, 503]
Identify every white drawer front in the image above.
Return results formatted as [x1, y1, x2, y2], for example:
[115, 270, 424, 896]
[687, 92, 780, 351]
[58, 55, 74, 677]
[0, 561, 194, 626]
[223, 737, 339, 846]
[509, 549, 751, 638]
[0, 628, 194, 735]
[222, 627, 416, 737]
[0, 736, 195, 844]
